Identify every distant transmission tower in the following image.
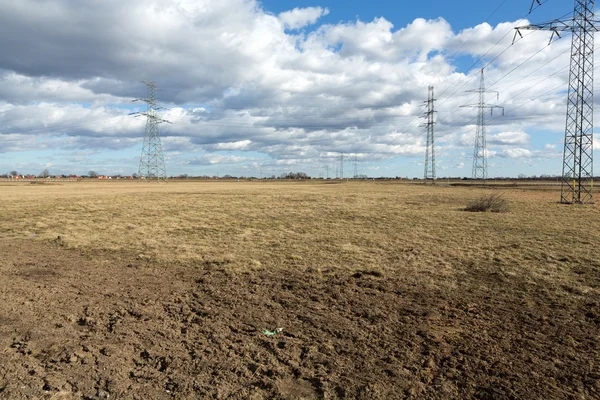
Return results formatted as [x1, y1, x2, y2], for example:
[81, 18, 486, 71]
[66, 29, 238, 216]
[339, 153, 345, 180]
[422, 86, 436, 182]
[324, 165, 330, 179]
[461, 69, 504, 180]
[515, 0, 598, 203]
[132, 81, 170, 181]
[353, 154, 359, 179]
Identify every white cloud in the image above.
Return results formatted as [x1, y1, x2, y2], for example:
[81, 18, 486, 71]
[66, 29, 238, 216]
[188, 154, 254, 165]
[488, 131, 530, 145]
[496, 148, 532, 158]
[278, 7, 329, 30]
[207, 140, 252, 151]
[0, 0, 580, 176]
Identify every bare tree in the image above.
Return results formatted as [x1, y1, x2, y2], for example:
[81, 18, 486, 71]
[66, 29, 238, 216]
[39, 169, 50, 178]
[10, 171, 17, 177]
[280, 172, 309, 179]
[88, 170, 99, 178]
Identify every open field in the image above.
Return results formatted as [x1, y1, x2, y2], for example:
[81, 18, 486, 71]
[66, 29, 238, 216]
[0, 181, 599, 399]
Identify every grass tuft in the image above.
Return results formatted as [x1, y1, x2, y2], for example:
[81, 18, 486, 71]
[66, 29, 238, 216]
[465, 193, 508, 213]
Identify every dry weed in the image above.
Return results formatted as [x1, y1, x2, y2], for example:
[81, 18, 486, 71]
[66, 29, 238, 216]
[465, 193, 508, 213]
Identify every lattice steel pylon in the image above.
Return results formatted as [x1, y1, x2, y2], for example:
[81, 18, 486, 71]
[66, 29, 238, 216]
[339, 153, 344, 180]
[422, 86, 436, 182]
[461, 69, 504, 180]
[515, 0, 599, 203]
[131, 81, 170, 181]
[353, 154, 359, 179]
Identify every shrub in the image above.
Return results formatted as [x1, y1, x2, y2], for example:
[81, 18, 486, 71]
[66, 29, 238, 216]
[465, 193, 508, 213]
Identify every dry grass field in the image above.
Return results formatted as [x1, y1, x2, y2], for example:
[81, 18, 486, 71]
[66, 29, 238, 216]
[0, 180, 598, 399]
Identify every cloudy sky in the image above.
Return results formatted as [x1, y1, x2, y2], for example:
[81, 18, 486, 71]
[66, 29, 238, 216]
[0, 0, 591, 178]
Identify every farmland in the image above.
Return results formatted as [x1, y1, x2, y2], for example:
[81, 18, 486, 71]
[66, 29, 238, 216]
[0, 180, 598, 399]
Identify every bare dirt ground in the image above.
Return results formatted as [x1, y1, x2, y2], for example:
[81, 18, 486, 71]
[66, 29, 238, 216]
[1, 239, 599, 399]
[0, 181, 599, 399]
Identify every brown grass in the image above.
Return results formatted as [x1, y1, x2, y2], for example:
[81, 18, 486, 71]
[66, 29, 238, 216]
[0, 180, 598, 296]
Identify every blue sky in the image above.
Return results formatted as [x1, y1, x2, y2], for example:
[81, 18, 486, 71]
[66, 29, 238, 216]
[261, 0, 569, 31]
[0, 0, 591, 178]
[262, 0, 571, 75]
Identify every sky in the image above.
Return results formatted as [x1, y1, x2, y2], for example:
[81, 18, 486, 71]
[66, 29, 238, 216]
[0, 0, 593, 178]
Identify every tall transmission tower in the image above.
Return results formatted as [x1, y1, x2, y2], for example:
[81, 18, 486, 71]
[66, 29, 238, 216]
[324, 165, 330, 179]
[460, 69, 504, 180]
[515, 0, 599, 203]
[132, 81, 170, 181]
[353, 154, 359, 179]
[422, 86, 437, 182]
[339, 153, 345, 180]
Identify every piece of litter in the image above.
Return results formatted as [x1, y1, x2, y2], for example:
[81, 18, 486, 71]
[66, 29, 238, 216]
[263, 327, 283, 336]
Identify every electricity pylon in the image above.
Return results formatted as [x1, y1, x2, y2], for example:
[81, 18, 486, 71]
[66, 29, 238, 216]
[132, 81, 170, 181]
[353, 154, 359, 179]
[339, 153, 344, 180]
[461, 69, 504, 180]
[515, 0, 598, 203]
[422, 86, 436, 182]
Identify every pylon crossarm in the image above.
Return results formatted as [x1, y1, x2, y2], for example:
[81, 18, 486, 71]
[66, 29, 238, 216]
[466, 89, 499, 95]
[461, 104, 503, 109]
[517, 19, 573, 32]
[515, 17, 600, 44]
[517, 18, 600, 32]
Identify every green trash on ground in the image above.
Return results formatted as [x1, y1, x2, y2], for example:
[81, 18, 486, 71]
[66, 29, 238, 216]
[263, 327, 283, 336]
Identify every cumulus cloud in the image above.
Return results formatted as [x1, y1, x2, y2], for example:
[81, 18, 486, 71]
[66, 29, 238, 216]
[493, 146, 562, 160]
[488, 131, 530, 146]
[0, 0, 578, 175]
[188, 154, 255, 165]
[205, 140, 253, 151]
[278, 7, 329, 30]
[496, 148, 532, 159]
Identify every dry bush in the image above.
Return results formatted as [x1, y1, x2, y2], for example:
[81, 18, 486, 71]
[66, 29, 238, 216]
[465, 193, 508, 213]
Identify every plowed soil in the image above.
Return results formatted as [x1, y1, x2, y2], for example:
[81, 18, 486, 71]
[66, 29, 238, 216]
[1, 238, 598, 399]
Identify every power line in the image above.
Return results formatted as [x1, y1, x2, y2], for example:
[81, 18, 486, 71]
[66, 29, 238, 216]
[431, 34, 563, 130]
[434, 60, 600, 163]
[367, 4, 550, 143]
[444, 0, 510, 62]
[426, 35, 593, 135]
